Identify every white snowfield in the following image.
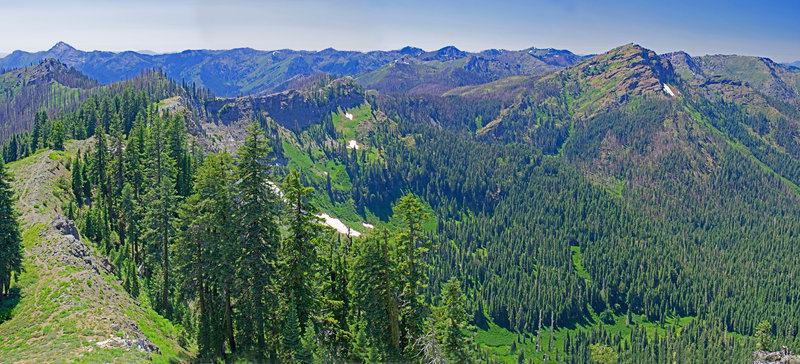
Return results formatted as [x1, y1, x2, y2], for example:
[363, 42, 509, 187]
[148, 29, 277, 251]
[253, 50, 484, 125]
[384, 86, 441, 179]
[345, 112, 354, 120]
[269, 162, 363, 237]
[318, 213, 362, 237]
[361, 222, 374, 229]
[663, 84, 675, 97]
[347, 139, 360, 149]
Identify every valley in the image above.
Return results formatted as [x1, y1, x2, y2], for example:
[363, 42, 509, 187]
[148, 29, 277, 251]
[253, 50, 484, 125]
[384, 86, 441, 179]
[0, 40, 799, 363]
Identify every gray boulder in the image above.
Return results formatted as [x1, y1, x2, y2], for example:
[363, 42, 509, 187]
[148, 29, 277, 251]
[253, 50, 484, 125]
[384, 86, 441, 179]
[52, 215, 79, 238]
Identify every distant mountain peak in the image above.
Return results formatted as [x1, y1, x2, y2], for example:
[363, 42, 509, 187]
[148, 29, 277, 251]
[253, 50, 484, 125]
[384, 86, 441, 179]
[418, 45, 467, 62]
[566, 43, 676, 117]
[49, 41, 76, 53]
[437, 45, 461, 52]
[398, 46, 424, 56]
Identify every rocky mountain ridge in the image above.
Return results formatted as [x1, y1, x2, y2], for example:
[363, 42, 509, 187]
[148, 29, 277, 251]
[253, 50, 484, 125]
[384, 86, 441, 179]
[0, 42, 585, 97]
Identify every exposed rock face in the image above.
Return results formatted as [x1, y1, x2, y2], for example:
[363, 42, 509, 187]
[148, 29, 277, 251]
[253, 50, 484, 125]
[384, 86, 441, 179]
[664, 51, 706, 79]
[753, 346, 800, 363]
[39, 216, 114, 276]
[663, 51, 800, 104]
[204, 80, 365, 130]
[52, 214, 79, 237]
[99, 322, 160, 353]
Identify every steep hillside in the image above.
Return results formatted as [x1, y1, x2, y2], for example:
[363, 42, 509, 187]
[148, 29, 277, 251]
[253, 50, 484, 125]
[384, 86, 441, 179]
[448, 44, 800, 197]
[666, 51, 800, 104]
[200, 77, 365, 153]
[0, 59, 98, 140]
[0, 140, 191, 362]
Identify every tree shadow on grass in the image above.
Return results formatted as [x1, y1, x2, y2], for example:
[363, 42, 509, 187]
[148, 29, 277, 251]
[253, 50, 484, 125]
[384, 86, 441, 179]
[0, 287, 21, 324]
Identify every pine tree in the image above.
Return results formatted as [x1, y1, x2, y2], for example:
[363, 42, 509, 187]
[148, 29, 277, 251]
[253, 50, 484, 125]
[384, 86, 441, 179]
[119, 184, 138, 263]
[282, 301, 310, 363]
[434, 277, 472, 363]
[125, 115, 146, 200]
[301, 318, 321, 362]
[31, 111, 45, 151]
[393, 193, 435, 353]
[141, 115, 178, 317]
[282, 170, 320, 332]
[127, 260, 139, 299]
[349, 233, 398, 358]
[93, 124, 108, 206]
[234, 121, 280, 357]
[50, 121, 65, 150]
[108, 114, 125, 246]
[0, 157, 23, 296]
[755, 321, 772, 351]
[81, 152, 92, 204]
[165, 114, 191, 197]
[72, 151, 83, 206]
[174, 153, 234, 359]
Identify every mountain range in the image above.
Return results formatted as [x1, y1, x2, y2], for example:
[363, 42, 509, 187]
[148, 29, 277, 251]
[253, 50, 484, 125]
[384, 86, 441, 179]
[0, 42, 585, 97]
[783, 60, 800, 68]
[2, 40, 800, 362]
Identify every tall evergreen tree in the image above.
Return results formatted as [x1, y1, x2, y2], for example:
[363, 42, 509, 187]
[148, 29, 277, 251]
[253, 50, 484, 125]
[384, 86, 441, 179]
[282, 301, 311, 363]
[233, 121, 280, 358]
[393, 193, 435, 353]
[174, 153, 234, 359]
[349, 232, 400, 359]
[92, 124, 108, 206]
[141, 115, 178, 317]
[50, 121, 65, 150]
[108, 114, 125, 245]
[72, 151, 84, 206]
[434, 277, 472, 363]
[0, 157, 23, 297]
[119, 183, 139, 263]
[281, 170, 320, 332]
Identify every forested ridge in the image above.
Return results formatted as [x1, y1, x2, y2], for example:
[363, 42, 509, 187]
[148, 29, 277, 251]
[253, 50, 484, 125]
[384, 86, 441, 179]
[1, 43, 800, 363]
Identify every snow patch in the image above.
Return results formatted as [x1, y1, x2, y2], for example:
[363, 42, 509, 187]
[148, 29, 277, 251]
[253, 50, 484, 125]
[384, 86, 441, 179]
[347, 140, 360, 149]
[318, 213, 361, 237]
[663, 84, 675, 97]
[361, 222, 374, 229]
[271, 175, 364, 237]
[345, 112, 354, 120]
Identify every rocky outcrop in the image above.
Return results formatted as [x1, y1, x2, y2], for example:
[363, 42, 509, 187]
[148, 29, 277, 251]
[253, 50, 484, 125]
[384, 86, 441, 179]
[52, 214, 79, 237]
[205, 80, 365, 130]
[664, 51, 705, 79]
[38, 216, 160, 354]
[96, 322, 160, 353]
[753, 346, 800, 363]
[38, 216, 114, 276]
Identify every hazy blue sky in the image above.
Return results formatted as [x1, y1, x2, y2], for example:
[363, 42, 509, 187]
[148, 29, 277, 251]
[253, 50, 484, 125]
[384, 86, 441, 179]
[1, 0, 798, 61]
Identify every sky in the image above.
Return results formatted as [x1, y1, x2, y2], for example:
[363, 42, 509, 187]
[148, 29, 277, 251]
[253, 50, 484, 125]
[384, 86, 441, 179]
[0, 0, 798, 62]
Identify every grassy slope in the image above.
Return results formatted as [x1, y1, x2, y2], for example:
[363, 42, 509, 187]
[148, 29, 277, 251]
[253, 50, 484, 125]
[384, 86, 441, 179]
[0, 140, 192, 363]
